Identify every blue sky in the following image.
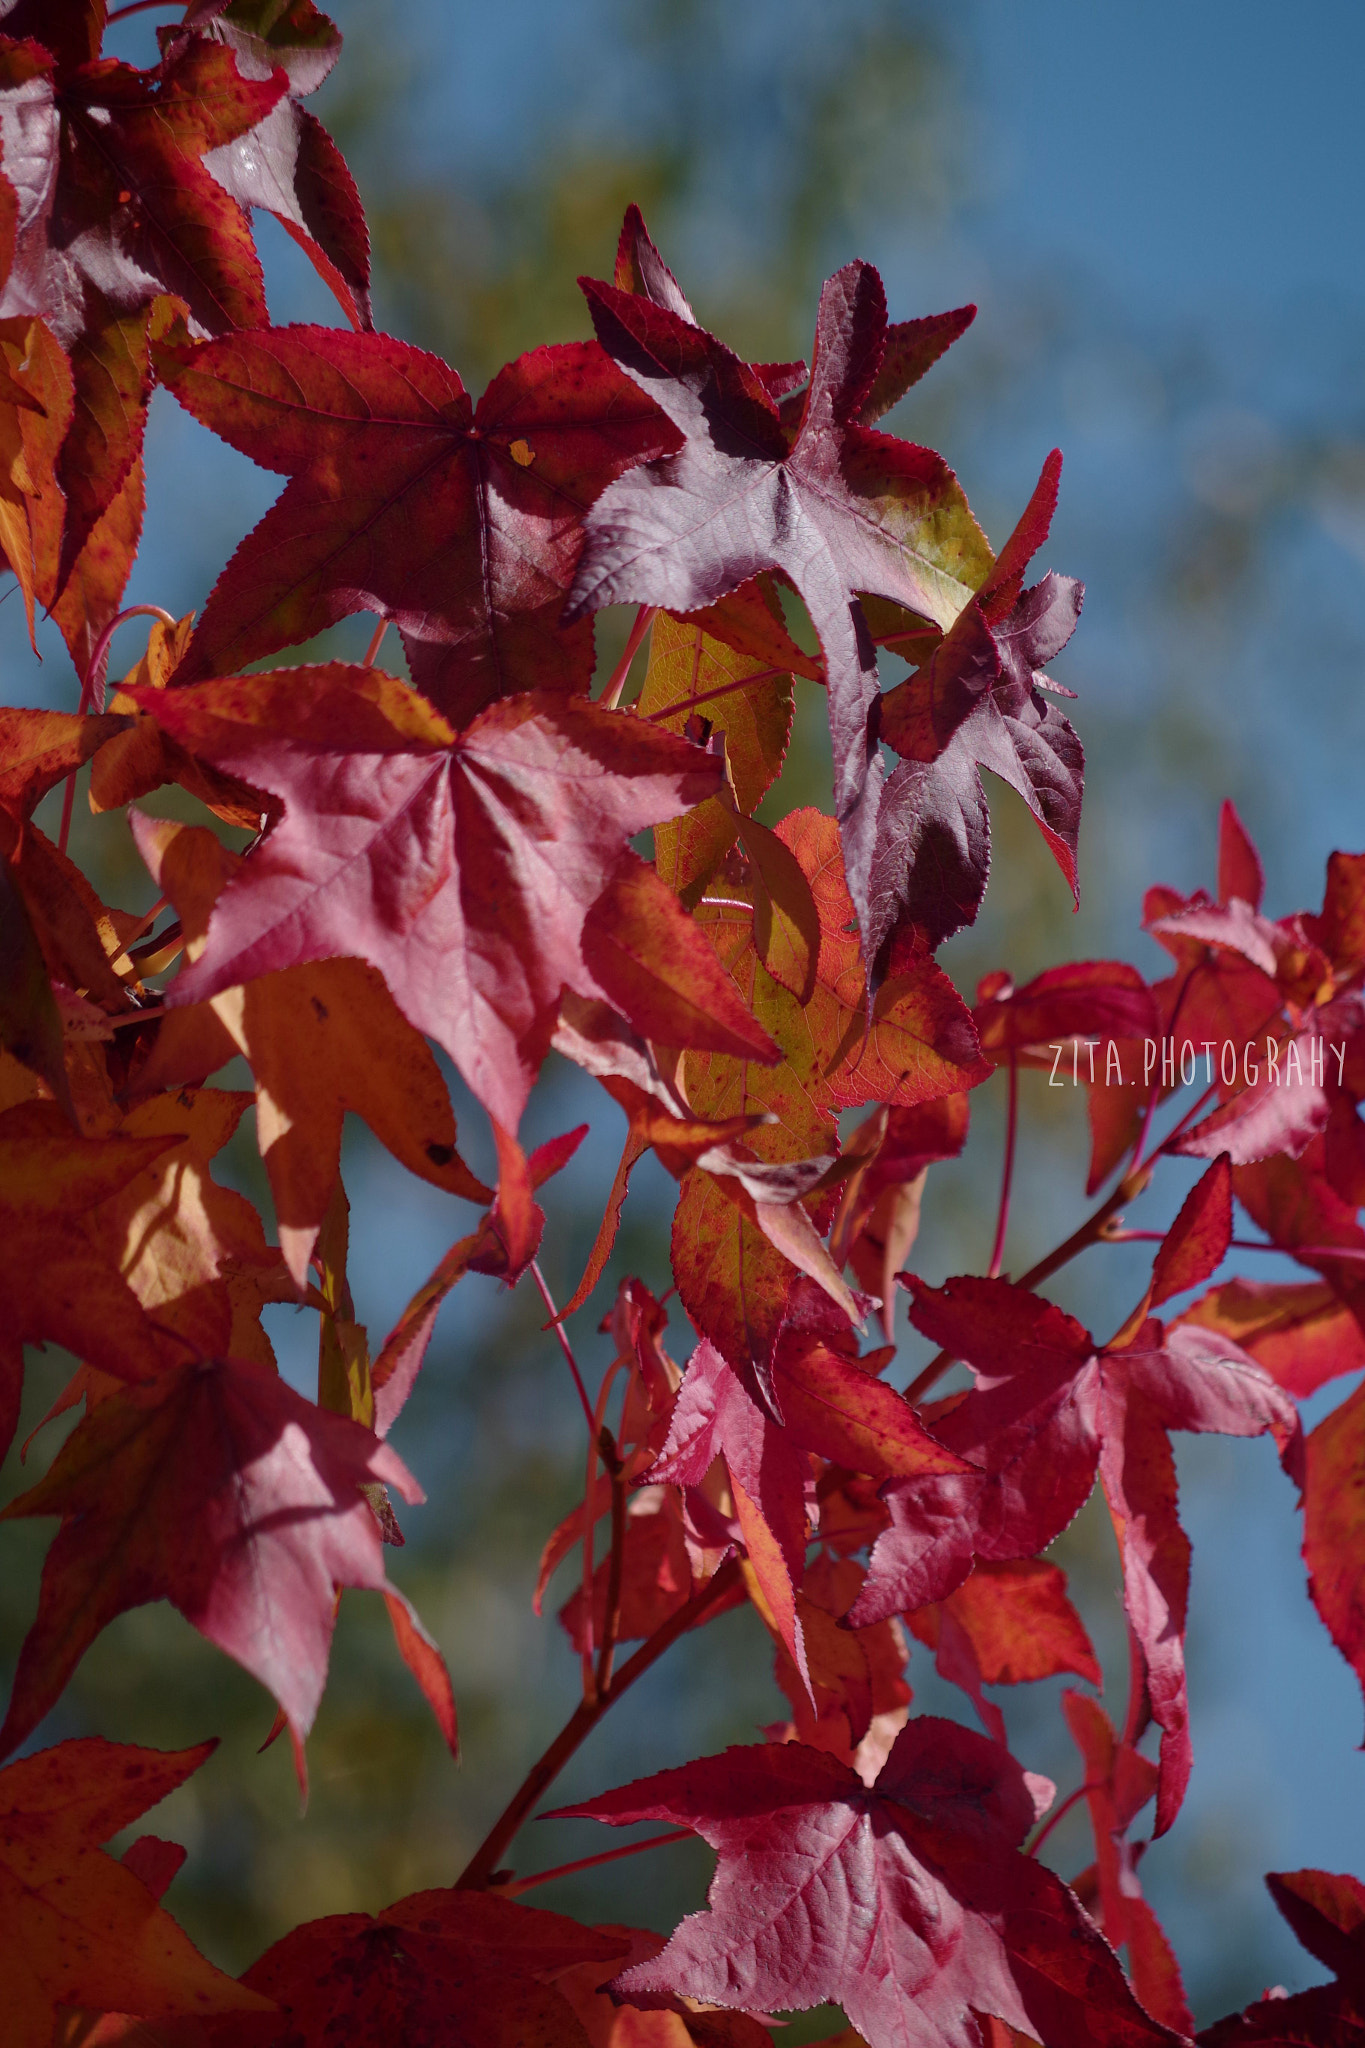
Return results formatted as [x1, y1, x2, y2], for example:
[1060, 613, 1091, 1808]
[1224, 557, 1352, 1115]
[974, 0, 1365, 313]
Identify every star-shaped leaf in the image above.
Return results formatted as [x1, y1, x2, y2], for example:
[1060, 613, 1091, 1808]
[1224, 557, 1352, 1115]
[0, 1354, 454, 1777]
[180, 0, 372, 330]
[671, 809, 986, 1386]
[0, 1735, 270, 2048]
[0, 26, 286, 579]
[853, 1270, 1298, 1832]
[654, 1323, 968, 1698]
[567, 217, 996, 969]
[155, 325, 677, 721]
[874, 567, 1084, 950]
[201, 1888, 629, 2048]
[130, 811, 490, 1288]
[559, 1719, 1179, 2048]
[132, 662, 755, 1132]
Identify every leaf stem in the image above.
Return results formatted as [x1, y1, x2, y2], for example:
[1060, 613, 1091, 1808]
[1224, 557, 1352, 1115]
[454, 1555, 740, 1890]
[499, 1829, 693, 1898]
[530, 1261, 595, 1433]
[580, 1359, 625, 1700]
[595, 1433, 628, 1697]
[107, 893, 167, 972]
[106, 0, 177, 19]
[107, 1003, 166, 1029]
[987, 1052, 1018, 1280]
[57, 605, 177, 855]
[362, 617, 389, 666]
[1027, 1782, 1097, 1858]
[600, 605, 656, 709]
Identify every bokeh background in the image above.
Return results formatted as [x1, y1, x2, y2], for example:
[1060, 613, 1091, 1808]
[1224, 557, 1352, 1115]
[5, 0, 1365, 2032]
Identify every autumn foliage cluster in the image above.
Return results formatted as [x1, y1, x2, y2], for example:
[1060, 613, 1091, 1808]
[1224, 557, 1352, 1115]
[3, 3, 1365, 2043]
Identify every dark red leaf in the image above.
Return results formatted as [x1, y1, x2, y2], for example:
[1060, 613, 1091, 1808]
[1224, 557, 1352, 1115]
[1218, 798, 1265, 912]
[156, 326, 676, 720]
[133, 664, 728, 1133]
[204, 1889, 629, 2047]
[182, 0, 372, 329]
[557, 1720, 1179, 2048]
[1306, 851, 1365, 980]
[0, 1355, 454, 1776]
[972, 961, 1157, 1062]
[569, 230, 999, 973]
[858, 304, 978, 426]
[1200, 1867, 1365, 2045]
[1063, 1692, 1192, 2036]
[856, 1274, 1296, 1833]
[1303, 1382, 1365, 1746]
[976, 447, 1064, 622]
[1149, 1154, 1233, 1307]
[651, 1336, 816, 1693]
[875, 573, 1085, 952]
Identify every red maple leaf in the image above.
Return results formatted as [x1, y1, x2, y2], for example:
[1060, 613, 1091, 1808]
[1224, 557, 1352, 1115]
[874, 544, 1085, 951]
[1062, 1691, 1192, 2037]
[558, 1718, 1180, 2048]
[1296, 1376, 1365, 1748]
[175, 0, 372, 330]
[0, 1734, 270, 2046]
[132, 662, 773, 1133]
[196, 1888, 630, 2047]
[852, 1257, 1298, 1834]
[155, 324, 676, 720]
[0, 21, 286, 582]
[908, 1559, 1100, 1745]
[653, 1318, 969, 1694]
[972, 960, 1158, 1064]
[0, 1355, 456, 1781]
[566, 213, 1004, 970]
[1177, 1276, 1365, 1399]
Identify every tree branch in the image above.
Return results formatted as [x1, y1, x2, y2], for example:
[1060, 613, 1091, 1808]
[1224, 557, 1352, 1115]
[454, 1556, 741, 1891]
